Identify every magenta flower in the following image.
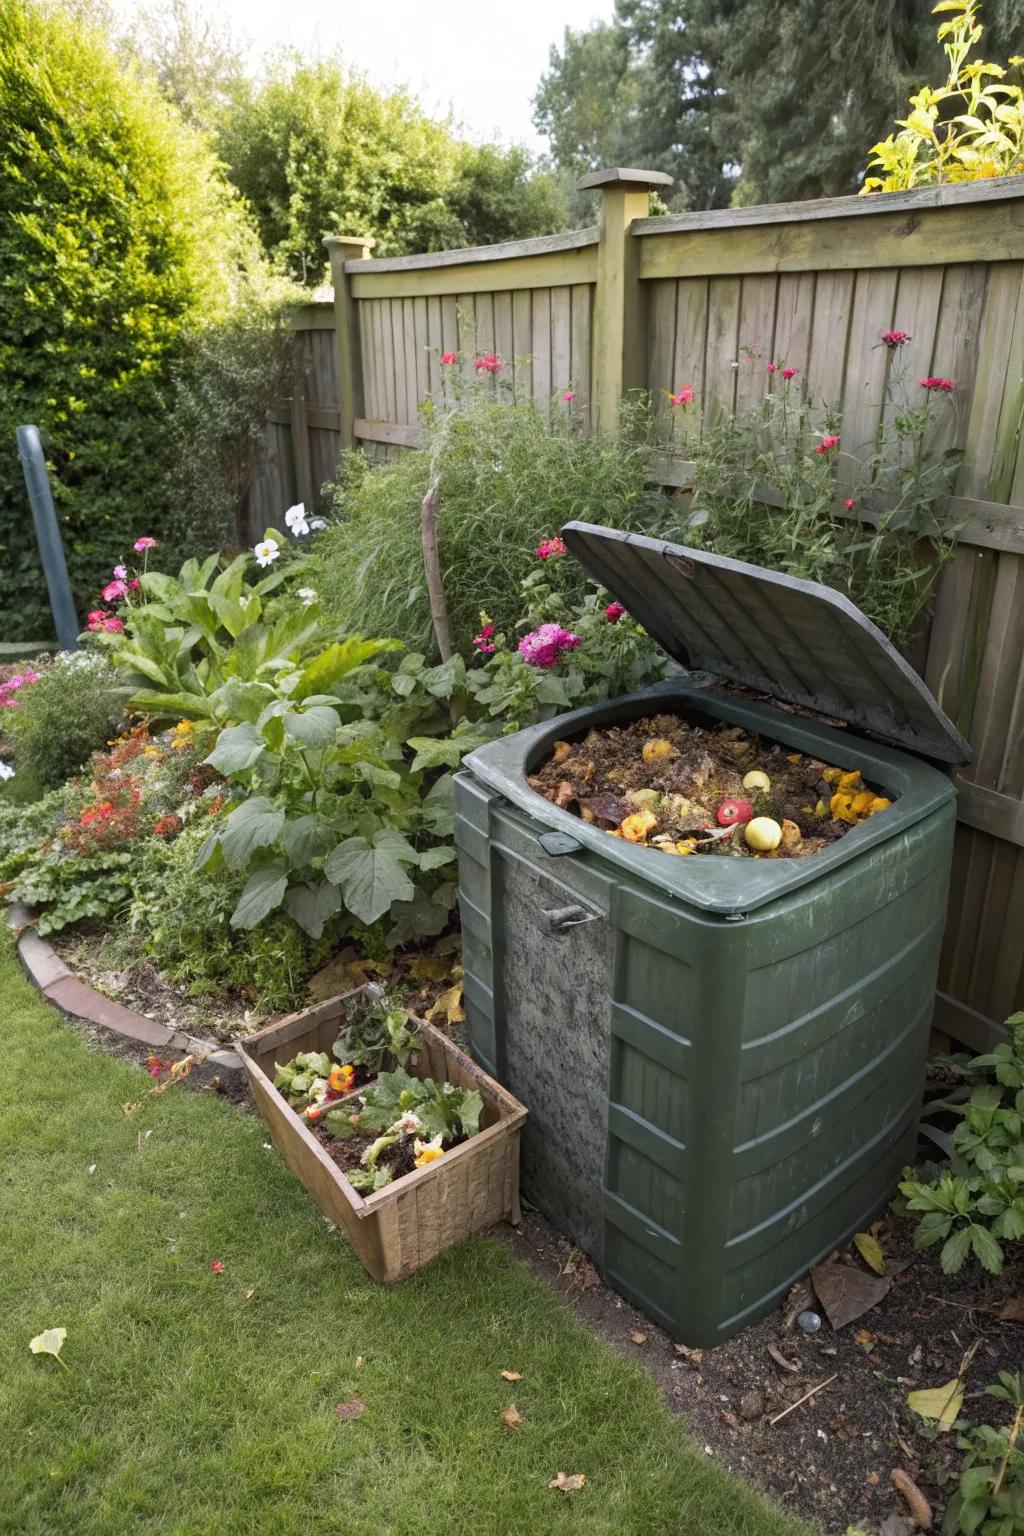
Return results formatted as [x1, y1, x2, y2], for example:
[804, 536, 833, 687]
[133, 536, 157, 552]
[102, 579, 127, 602]
[815, 434, 840, 455]
[765, 363, 777, 375]
[87, 611, 123, 634]
[127, 578, 141, 591]
[843, 498, 855, 511]
[605, 602, 625, 623]
[473, 353, 502, 374]
[518, 623, 581, 669]
[920, 376, 955, 392]
[440, 352, 457, 365]
[563, 390, 576, 402]
[473, 622, 495, 654]
[668, 385, 695, 407]
[881, 330, 911, 347]
[781, 367, 798, 380]
[536, 536, 567, 560]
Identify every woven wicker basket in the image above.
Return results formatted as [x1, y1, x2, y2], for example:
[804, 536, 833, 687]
[237, 989, 527, 1283]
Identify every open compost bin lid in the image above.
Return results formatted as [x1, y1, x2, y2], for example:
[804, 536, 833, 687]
[561, 523, 970, 764]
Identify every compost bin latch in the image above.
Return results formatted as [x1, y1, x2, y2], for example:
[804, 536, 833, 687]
[541, 904, 598, 936]
[537, 831, 582, 857]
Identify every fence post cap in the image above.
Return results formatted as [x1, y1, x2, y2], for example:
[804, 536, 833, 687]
[322, 234, 376, 255]
[576, 166, 674, 191]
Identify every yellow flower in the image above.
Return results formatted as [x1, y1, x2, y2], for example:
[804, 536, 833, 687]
[413, 1135, 445, 1168]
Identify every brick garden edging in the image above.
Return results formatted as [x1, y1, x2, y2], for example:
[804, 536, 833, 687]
[6, 903, 242, 1076]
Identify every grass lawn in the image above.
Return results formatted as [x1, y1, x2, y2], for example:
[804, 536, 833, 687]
[0, 933, 806, 1536]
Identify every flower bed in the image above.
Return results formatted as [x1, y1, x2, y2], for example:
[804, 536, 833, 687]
[237, 988, 527, 1282]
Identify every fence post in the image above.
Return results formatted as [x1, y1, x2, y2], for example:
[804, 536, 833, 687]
[323, 235, 375, 452]
[579, 168, 673, 433]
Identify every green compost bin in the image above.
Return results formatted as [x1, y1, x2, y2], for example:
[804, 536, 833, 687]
[454, 523, 970, 1347]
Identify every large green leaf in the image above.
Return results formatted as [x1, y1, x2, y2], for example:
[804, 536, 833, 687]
[281, 813, 326, 868]
[127, 688, 216, 720]
[204, 722, 265, 775]
[283, 705, 340, 746]
[324, 830, 416, 925]
[209, 679, 277, 725]
[217, 797, 286, 870]
[291, 638, 402, 702]
[284, 879, 341, 939]
[230, 862, 288, 930]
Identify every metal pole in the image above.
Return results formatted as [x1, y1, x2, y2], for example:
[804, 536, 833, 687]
[16, 425, 80, 650]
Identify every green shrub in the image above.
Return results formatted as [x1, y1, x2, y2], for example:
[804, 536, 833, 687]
[312, 392, 667, 657]
[0, 0, 266, 639]
[4, 652, 127, 790]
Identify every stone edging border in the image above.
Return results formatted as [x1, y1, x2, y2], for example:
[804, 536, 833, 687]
[7, 903, 242, 1076]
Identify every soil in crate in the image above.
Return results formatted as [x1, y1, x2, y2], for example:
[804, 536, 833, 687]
[528, 711, 893, 861]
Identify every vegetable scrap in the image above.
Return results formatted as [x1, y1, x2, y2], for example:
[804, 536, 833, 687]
[528, 713, 893, 860]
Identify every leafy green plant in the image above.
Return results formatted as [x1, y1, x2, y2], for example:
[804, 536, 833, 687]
[332, 992, 421, 1075]
[312, 389, 667, 658]
[3, 652, 128, 791]
[355, 1066, 483, 1141]
[684, 356, 964, 646]
[944, 1372, 1024, 1536]
[901, 1013, 1024, 1274]
[863, 1, 1024, 194]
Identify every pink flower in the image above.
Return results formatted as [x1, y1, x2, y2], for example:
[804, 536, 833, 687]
[133, 536, 157, 552]
[440, 352, 457, 365]
[518, 623, 581, 669]
[473, 353, 502, 374]
[113, 564, 127, 581]
[102, 579, 127, 602]
[87, 612, 123, 634]
[563, 390, 576, 402]
[920, 376, 955, 392]
[605, 602, 625, 623]
[536, 536, 567, 560]
[781, 367, 798, 380]
[127, 578, 141, 591]
[843, 498, 855, 511]
[86, 610, 107, 628]
[208, 1260, 225, 1274]
[765, 363, 777, 375]
[668, 385, 695, 407]
[815, 434, 840, 455]
[881, 330, 910, 347]
[473, 623, 495, 654]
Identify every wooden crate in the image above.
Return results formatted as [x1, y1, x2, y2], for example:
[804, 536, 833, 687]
[236, 990, 527, 1283]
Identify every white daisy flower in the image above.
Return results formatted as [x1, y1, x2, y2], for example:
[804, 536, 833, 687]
[297, 587, 318, 607]
[0, 761, 14, 780]
[283, 503, 307, 531]
[254, 538, 280, 568]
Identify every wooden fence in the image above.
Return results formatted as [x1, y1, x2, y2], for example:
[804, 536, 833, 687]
[249, 171, 1024, 1048]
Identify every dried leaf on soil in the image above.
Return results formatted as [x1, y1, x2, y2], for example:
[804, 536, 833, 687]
[334, 1398, 365, 1420]
[630, 1331, 648, 1346]
[427, 982, 464, 1027]
[854, 1231, 886, 1275]
[501, 1403, 523, 1430]
[906, 1379, 963, 1431]
[549, 1473, 586, 1493]
[766, 1341, 800, 1373]
[501, 1370, 522, 1382]
[891, 1468, 932, 1528]
[811, 1260, 892, 1330]
[998, 1295, 1024, 1322]
[674, 1343, 703, 1363]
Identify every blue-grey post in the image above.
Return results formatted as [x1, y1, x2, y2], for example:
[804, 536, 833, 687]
[16, 425, 80, 650]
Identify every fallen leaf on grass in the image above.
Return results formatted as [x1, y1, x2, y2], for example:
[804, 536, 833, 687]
[854, 1231, 886, 1276]
[355, 1355, 363, 1370]
[86, 1163, 96, 1175]
[891, 1468, 932, 1528]
[906, 1379, 963, 1431]
[629, 1331, 647, 1346]
[549, 1473, 586, 1493]
[29, 1328, 69, 1371]
[208, 1260, 225, 1274]
[811, 1260, 891, 1330]
[243, 1289, 255, 1302]
[501, 1370, 522, 1382]
[334, 1398, 364, 1420]
[501, 1403, 523, 1430]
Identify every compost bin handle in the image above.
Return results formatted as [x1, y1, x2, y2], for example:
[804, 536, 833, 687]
[541, 904, 598, 936]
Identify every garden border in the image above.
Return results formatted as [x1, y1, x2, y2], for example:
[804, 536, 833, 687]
[5, 903, 242, 1076]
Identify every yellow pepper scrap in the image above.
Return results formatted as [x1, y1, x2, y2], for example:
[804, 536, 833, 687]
[621, 811, 658, 843]
[642, 738, 679, 764]
[851, 790, 876, 815]
[838, 770, 863, 790]
[868, 797, 892, 815]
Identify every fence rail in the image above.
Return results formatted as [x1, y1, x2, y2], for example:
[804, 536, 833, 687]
[247, 172, 1024, 1048]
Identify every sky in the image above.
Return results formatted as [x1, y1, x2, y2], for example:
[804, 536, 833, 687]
[115, 0, 615, 152]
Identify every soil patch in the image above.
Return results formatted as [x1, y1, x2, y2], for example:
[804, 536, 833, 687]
[529, 711, 892, 860]
[496, 1200, 1023, 1535]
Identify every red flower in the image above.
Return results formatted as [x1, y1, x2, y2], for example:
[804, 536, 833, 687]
[605, 602, 625, 622]
[473, 622, 495, 654]
[765, 363, 777, 375]
[881, 330, 910, 347]
[843, 498, 855, 511]
[209, 1260, 225, 1274]
[153, 814, 182, 839]
[668, 385, 694, 407]
[563, 390, 576, 402]
[920, 376, 955, 392]
[536, 536, 567, 560]
[440, 352, 457, 365]
[473, 353, 502, 374]
[815, 434, 839, 455]
[781, 367, 798, 380]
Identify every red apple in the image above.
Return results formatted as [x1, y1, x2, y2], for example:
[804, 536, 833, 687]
[716, 797, 754, 827]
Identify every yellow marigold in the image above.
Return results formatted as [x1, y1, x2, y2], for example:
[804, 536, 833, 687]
[329, 1064, 355, 1094]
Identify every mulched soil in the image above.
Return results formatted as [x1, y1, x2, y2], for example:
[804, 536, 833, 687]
[528, 711, 890, 860]
[497, 1200, 1023, 1536]
[312, 1122, 417, 1183]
